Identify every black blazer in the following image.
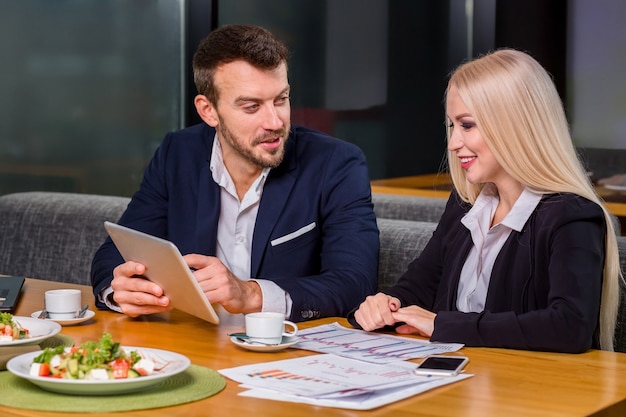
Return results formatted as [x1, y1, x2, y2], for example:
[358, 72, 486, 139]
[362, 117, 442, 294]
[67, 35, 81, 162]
[386, 191, 606, 353]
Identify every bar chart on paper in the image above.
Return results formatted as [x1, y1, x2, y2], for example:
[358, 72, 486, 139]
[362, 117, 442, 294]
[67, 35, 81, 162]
[220, 353, 473, 409]
[294, 322, 463, 364]
[220, 354, 423, 397]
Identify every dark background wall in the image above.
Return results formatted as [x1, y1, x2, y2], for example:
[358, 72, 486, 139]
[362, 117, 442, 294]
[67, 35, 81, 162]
[205, 0, 570, 180]
[1, 0, 622, 196]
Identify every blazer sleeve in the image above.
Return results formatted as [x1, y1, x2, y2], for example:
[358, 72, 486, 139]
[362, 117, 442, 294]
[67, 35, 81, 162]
[347, 192, 467, 328]
[385, 193, 468, 309]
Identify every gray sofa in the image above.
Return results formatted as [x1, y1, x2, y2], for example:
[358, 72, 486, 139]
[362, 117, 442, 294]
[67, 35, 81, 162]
[372, 194, 445, 293]
[0, 192, 447, 289]
[0, 191, 625, 352]
[0, 192, 129, 286]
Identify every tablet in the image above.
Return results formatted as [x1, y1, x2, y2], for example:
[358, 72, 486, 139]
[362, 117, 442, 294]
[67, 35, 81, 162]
[103, 221, 219, 324]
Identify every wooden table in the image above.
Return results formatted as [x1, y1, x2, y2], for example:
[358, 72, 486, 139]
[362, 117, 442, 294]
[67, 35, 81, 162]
[372, 173, 626, 232]
[4, 278, 626, 417]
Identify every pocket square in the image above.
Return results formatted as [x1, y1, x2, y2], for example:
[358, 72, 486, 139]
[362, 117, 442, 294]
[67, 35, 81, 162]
[271, 222, 316, 246]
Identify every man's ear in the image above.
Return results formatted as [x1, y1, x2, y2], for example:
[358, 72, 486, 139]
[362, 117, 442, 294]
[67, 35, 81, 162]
[194, 95, 218, 127]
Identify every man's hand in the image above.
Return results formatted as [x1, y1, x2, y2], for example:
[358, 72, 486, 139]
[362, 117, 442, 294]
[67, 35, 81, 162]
[354, 292, 401, 331]
[184, 254, 263, 314]
[111, 261, 173, 317]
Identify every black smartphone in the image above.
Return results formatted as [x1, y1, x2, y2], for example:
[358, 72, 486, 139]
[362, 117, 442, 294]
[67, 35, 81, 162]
[413, 355, 469, 376]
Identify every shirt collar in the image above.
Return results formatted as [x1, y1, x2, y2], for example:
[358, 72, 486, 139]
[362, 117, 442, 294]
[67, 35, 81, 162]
[210, 134, 230, 189]
[463, 183, 543, 232]
[209, 133, 270, 194]
[501, 186, 543, 231]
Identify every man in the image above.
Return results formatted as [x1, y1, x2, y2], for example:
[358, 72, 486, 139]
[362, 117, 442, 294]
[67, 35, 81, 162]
[91, 24, 379, 322]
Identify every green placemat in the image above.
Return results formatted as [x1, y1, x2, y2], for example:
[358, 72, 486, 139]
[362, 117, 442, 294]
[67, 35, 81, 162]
[40, 333, 75, 350]
[0, 364, 226, 412]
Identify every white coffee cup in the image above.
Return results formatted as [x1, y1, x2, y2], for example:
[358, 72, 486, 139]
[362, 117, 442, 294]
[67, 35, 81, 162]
[244, 312, 298, 344]
[45, 289, 82, 319]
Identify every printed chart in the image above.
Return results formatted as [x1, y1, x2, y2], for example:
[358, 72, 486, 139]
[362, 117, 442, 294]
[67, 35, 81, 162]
[294, 322, 463, 363]
[219, 353, 473, 409]
[221, 353, 421, 397]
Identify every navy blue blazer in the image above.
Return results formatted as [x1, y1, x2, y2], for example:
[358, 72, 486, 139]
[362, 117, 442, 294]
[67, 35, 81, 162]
[352, 191, 606, 353]
[91, 124, 379, 322]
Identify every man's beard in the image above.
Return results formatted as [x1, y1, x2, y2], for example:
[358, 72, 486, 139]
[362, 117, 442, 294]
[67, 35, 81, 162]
[218, 121, 289, 169]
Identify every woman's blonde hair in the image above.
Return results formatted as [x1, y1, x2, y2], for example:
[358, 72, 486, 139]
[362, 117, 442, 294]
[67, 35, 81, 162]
[446, 48, 621, 351]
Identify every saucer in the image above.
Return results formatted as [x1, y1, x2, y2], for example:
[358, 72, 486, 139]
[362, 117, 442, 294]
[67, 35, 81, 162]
[230, 335, 300, 352]
[31, 309, 95, 326]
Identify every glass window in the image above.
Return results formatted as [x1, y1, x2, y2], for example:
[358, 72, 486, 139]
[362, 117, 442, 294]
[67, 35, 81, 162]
[568, 0, 626, 150]
[0, 0, 184, 196]
[567, 0, 626, 181]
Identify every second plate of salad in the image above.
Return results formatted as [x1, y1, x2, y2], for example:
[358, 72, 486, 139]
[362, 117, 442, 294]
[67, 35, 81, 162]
[0, 315, 61, 346]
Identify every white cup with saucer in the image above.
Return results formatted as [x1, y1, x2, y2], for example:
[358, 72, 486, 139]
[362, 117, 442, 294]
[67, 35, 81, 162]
[244, 312, 298, 345]
[45, 289, 82, 319]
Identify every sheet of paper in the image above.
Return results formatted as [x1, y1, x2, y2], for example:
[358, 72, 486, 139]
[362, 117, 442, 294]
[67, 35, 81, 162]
[219, 354, 426, 397]
[238, 374, 473, 410]
[293, 322, 464, 363]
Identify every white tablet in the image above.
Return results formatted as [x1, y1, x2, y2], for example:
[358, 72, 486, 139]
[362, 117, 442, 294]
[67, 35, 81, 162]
[103, 221, 220, 324]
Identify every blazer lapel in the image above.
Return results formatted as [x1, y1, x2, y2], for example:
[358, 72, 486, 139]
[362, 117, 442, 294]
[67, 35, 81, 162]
[250, 137, 297, 276]
[447, 232, 473, 310]
[196, 141, 220, 255]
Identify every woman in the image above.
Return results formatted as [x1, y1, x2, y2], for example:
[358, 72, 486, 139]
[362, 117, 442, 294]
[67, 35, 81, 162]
[352, 49, 621, 353]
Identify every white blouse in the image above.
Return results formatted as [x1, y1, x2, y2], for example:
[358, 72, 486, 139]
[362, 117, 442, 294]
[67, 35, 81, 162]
[457, 184, 542, 313]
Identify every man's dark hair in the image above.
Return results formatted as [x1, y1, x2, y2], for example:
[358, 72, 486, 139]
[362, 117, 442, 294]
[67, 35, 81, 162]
[192, 24, 290, 105]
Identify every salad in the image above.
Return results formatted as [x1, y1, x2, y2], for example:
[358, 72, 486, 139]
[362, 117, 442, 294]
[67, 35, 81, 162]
[30, 332, 155, 380]
[0, 312, 29, 342]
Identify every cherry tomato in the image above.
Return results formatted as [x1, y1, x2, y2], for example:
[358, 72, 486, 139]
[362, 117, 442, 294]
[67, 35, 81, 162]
[110, 358, 130, 379]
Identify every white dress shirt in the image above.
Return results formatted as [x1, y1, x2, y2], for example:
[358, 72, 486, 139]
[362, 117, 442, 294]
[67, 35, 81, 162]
[210, 136, 292, 317]
[457, 184, 542, 312]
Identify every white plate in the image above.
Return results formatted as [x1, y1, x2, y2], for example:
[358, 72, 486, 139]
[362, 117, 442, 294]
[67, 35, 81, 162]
[7, 346, 191, 395]
[230, 335, 300, 352]
[603, 184, 626, 191]
[30, 309, 96, 326]
[0, 317, 61, 346]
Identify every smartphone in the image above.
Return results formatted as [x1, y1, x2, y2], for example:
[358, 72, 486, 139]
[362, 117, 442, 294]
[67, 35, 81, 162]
[413, 355, 469, 377]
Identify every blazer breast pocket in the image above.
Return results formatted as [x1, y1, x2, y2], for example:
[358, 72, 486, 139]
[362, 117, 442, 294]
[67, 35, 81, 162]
[270, 222, 318, 254]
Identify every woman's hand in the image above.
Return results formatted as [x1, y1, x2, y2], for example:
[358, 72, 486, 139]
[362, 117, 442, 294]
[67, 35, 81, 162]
[354, 293, 401, 331]
[392, 305, 437, 338]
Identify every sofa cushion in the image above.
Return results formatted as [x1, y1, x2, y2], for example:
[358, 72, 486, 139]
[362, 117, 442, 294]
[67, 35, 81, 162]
[376, 218, 436, 293]
[0, 192, 130, 285]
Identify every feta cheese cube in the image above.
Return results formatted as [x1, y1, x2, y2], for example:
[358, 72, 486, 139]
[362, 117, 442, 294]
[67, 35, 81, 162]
[134, 358, 155, 375]
[29, 363, 43, 376]
[86, 368, 110, 380]
[49, 354, 61, 368]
